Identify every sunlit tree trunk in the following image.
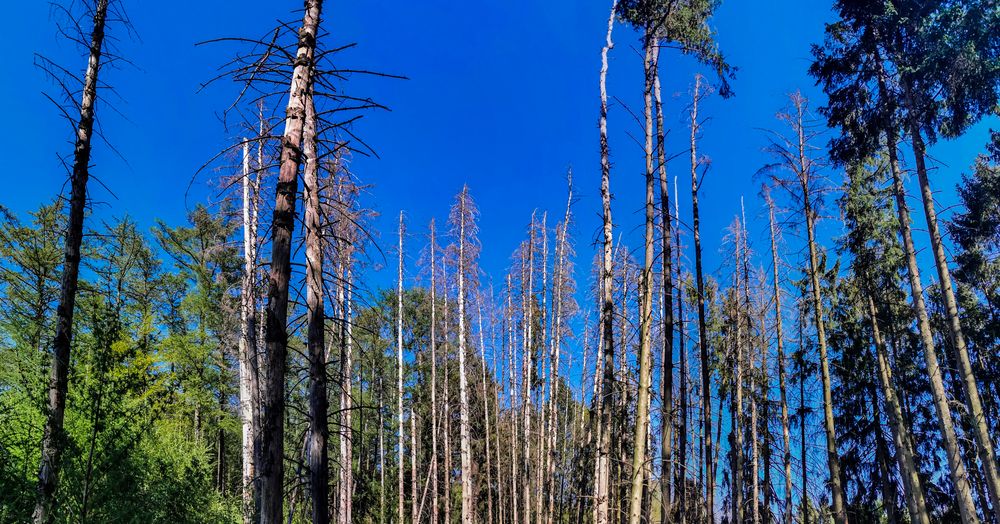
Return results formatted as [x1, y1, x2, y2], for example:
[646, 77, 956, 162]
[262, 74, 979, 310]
[33, 2, 109, 522]
[653, 54, 674, 524]
[688, 74, 714, 523]
[258, 2, 323, 522]
[627, 28, 657, 524]
[240, 140, 260, 524]
[456, 189, 474, 524]
[303, 88, 329, 524]
[397, 212, 406, 524]
[593, 4, 617, 523]
[764, 189, 793, 524]
[429, 220, 440, 524]
[866, 295, 929, 524]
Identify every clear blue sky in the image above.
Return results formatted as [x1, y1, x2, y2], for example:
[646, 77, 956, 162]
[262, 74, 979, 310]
[1, 0, 994, 313]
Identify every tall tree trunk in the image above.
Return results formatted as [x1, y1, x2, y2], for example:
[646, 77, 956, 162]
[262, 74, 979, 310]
[397, 212, 406, 524]
[628, 28, 657, 524]
[379, 377, 387, 524]
[522, 215, 536, 524]
[547, 178, 572, 524]
[798, 315, 809, 524]
[508, 275, 521, 524]
[429, 220, 440, 524]
[457, 190, 474, 524]
[764, 189, 793, 524]
[479, 305, 496, 524]
[33, 2, 109, 522]
[443, 260, 453, 524]
[240, 140, 260, 524]
[338, 261, 354, 524]
[258, 2, 323, 522]
[866, 295, 930, 524]
[304, 89, 329, 524]
[411, 408, 418, 524]
[688, 74, 714, 523]
[732, 221, 745, 524]
[904, 98, 1000, 520]
[794, 98, 848, 524]
[673, 176, 687, 524]
[594, 4, 617, 523]
[872, 56, 980, 524]
[653, 53, 674, 524]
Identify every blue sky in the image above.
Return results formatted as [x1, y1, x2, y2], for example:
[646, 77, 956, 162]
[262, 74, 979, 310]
[1, 0, 994, 318]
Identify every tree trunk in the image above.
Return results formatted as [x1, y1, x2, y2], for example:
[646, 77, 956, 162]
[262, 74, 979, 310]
[628, 27, 657, 524]
[905, 103, 1000, 520]
[866, 295, 930, 524]
[764, 189, 793, 524]
[429, 220, 440, 524]
[303, 88, 329, 524]
[885, 128, 979, 524]
[594, 4, 617, 523]
[795, 98, 848, 524]
[338, 261, 354, 524]
[688, 74, 714, 523]
[457, 190, 474, 524]
[479, 305, 496, 524]
[653, 52, 674, 524]
[397, 212, 406, 524]
[258, 2, 323, 522]
[33, 2, 109, 522]
[673, 176, 687, 524]
[240, 140, 260, 524]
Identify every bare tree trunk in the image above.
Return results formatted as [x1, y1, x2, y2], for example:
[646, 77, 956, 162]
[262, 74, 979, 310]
[871, 57, 979, 524]
[673, 176, 687, 524]
[885, 134, 979, 524]
[429, 220, 440, 524]
[443, 260, 453, 524]
[793, 97, 848, 524]
[522, 215, 536, 524]
[866, 295, 929, 524]
[240, 140, 260, 524]
[457, 190, 475, 524]
[33, 2, 109, 522]
[688, 74, 714, 523]
[653, 54, 674, 524]
[479, 305, 496, 524]
[798, 316, 809, 524]
[627, 29, 657, 524]
[732, 220, 745, 524]
[508, 275, 521, 524]
[593, 4, 617, 524]
[258, 3, 323, 522]
[380, 378, 387, 524]
[412, 408, 419, 524]
[764, 189, 793, 524]
[904, 98, 1000, 520]
[398, 212, 406, 524]
[741, 206, 758, 524]
[547, 179, 572, 524]
[338, 261, 354, 524]
[303, 89, 329, 524]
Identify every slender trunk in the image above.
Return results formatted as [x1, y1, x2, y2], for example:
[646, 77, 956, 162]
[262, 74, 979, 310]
[798, 316, 809, 524]
[397, 213, 406, 524]
[673, 176, 687, 524]
[795, 100, 848, 524]
[240, 140, 260, 524]
[764, 189, 793, 524]
[457, 191, 474, 524]
[339, 262, 354, 524]
[258, 3, 323, 522]
[689, 75, 714, 522]
[732, 223, 745, 524]
[33, 2, 109, 522]
[303, 82, 329, 524]
[885, 129, 979, 523]
[508, 275, 521, 524]
[479, 306, 495, 524]
[594, 4, 617, 523]
[867, 295, 930, 524]
[868, 56, 980, 523]
[443, 260, 453, 524]
[380, 378, 387, 524]
[905, 101, 1000, 520]
[430, 221, 440, 524]
[653, 51, 674, 524]
[411, 408, 418, 524]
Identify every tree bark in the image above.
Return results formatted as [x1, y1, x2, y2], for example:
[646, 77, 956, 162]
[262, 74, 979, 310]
[688, 74, 714, 523]
[794, 97, 848, 524]
[429, 220, 440, 524]
[905, 102, 1000, 520]
[258, 2, 323, 522]
[457, 189, 474, 524]
[240, 140, 260, 524]
[33, 2, 109, 522]
[397, 212, 406, 524]
[764, 189, 793, 524]
[593, 4, 617, 523]
[653, 53, 674, 524]
[866, 295, 930, 524]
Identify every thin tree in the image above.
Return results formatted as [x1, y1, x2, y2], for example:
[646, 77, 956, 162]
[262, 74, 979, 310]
[593, 3, 617, 523]
[33, 2, 111, 521]
[429, 219, 441, 524]
[397, 211, 405, 524]
[762, 93, 848, 524]
[452, 187, 477, 524]
[257, 2, 323, 522]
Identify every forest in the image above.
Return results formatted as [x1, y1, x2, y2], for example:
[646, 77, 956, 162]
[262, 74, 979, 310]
[0, 0, 998, 523]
